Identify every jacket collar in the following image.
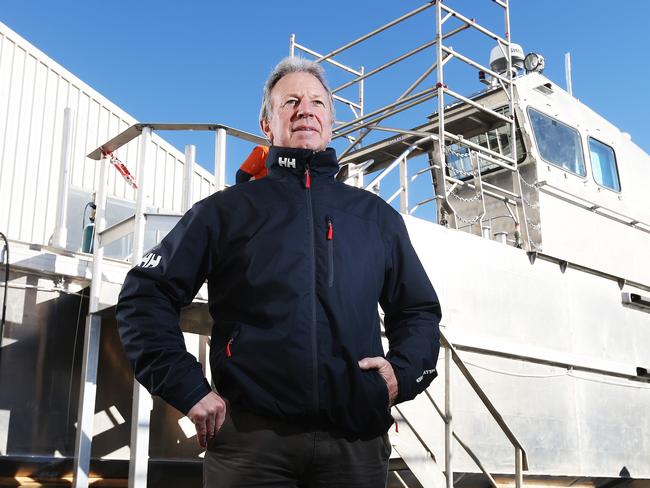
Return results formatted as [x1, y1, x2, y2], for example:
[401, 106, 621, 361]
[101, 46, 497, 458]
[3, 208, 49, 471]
[266, 146, 339, 179]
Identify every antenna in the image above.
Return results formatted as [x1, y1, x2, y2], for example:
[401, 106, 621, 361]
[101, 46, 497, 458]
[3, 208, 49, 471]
[565, 52, 573, 95]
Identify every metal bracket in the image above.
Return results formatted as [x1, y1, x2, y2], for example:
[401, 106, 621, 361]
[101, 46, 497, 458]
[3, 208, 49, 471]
[622, 292, 650, 313]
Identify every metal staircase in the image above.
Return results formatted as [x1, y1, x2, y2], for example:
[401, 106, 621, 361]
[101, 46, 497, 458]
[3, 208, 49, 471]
[390, 330, 528, 488]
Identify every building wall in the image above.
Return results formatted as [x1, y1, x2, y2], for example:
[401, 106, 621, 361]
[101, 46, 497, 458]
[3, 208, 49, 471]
[0, 22, 216, 251]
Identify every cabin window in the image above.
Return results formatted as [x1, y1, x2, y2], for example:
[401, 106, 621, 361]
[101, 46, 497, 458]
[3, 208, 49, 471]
[527, 108, 586, 176]
[588, 137, 620, 192]
[446, 107, 526, 178]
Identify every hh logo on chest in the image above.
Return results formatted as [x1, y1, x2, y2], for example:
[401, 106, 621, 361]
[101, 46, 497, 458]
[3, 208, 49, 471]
[278, 157, 296, 169]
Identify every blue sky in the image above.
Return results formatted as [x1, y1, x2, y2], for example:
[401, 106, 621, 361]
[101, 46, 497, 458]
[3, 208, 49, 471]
[2, 1, 649, 191]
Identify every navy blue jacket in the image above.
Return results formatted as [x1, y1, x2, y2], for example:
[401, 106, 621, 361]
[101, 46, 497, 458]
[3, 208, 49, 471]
[116, 146, 441, 437]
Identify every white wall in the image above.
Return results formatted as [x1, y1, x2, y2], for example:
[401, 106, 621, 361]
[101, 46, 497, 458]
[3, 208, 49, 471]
[0, 21, 216, 250]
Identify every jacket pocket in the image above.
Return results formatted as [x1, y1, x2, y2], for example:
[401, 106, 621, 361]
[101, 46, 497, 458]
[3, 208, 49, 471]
[211, 325, 240, 374]
[326, 216, 334, 287]
[352, 369, 392, 435]
[371, 370, 390, 413]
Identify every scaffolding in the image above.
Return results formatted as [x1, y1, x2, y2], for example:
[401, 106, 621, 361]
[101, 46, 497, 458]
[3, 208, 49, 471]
[291, 0, 531, 249]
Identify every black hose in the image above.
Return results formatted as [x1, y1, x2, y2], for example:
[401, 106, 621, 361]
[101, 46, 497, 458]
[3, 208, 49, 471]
[0, 232, 8, 348]
[82, 201, 96, 229]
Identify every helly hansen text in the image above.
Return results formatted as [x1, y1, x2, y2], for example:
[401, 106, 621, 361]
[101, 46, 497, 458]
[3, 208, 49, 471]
[278, 157, 296, 169]
[416, 369, 436, 383]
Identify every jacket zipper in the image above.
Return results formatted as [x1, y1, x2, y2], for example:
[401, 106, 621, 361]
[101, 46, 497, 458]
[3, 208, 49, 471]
[304, 162, 319, 414]
[326, 216, 334, 287]
[225, 327, 240, 358]
[304, 166, 311, 189]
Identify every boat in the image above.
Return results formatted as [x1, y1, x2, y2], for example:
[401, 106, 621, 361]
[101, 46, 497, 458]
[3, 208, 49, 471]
[1, 2, 649, 487]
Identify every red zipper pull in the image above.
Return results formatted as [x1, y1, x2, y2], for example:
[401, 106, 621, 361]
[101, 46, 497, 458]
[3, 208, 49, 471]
[326, 217, 333, 240]
[305, 167, 311, 189]
[226, 338, 233, 358]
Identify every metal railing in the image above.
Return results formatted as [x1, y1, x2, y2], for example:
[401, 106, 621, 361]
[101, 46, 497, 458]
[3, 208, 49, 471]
[291, 0, 534, 249]
[73, 123, 266, 488]
[391, 328, 529, 488]
[345, 137, 527, 249]
[360, 135, 437, 214]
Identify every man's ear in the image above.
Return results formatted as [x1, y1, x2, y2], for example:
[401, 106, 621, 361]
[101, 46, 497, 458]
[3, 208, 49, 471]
[260, 118, 273, 143]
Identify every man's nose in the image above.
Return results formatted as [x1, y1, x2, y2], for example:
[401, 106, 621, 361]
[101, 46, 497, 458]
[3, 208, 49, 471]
[296, 99, 314, 117]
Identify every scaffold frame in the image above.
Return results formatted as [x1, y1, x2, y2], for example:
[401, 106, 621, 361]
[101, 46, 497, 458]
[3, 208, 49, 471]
[290, 0, 531, 249]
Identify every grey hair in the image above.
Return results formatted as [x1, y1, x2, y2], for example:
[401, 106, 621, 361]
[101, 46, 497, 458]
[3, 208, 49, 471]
[259, 57, 335, 124]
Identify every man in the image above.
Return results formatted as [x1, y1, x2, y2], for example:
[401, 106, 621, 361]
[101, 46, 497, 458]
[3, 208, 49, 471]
[236, 145, 269, 183]
[116, 57, 441, 487]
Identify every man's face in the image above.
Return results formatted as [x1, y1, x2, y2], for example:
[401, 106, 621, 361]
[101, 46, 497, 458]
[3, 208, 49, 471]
[261, 72, 333, 152]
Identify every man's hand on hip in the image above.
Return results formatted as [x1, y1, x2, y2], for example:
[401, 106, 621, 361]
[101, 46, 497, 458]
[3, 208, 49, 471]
[358, 357, 398, 406]
[187, 391, 227, 449]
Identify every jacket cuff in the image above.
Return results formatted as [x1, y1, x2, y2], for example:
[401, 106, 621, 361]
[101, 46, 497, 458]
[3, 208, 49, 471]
[171, 378, 212, 415]
[390, 362, 410, 405]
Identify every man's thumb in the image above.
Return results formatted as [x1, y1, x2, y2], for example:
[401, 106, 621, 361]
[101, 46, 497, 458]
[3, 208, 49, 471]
[358, 357, 378, 369]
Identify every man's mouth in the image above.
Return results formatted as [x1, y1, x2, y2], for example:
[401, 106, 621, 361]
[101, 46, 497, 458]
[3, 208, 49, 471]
[293, 126, 318, 133]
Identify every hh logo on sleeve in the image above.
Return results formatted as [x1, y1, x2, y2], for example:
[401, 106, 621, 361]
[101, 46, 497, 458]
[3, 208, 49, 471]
[139, 252, 161, 269]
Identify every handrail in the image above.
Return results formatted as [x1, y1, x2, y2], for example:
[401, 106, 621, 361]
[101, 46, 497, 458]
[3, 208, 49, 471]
[409, 196, 438, 215]
[538, 182, 650, 233]
[393, 405, 437, 461]
[342, 158, 376, 186]
[76, 122, 265, 488]
[379, 313, 529, 485]
[364, 135, 436, 191]
[439, 329, 529, 471]
[86, 122, 267, 160]
[423, 390, 499, 488]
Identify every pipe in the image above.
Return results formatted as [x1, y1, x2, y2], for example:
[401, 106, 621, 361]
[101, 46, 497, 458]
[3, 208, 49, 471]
[182, 145, 195, 212]
[0, 232, 8, 349]
[51, 107, 75, 249]
[214, 128, 227, 192]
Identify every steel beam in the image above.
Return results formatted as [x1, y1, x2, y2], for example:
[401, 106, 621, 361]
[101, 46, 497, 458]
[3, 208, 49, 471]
[214, 128, 227, 192]
[72, 152, 109, 488]
[127, 126, 153, 488]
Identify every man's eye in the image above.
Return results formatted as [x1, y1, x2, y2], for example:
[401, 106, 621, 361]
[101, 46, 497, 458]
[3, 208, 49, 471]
[313, 100, 325, 106]
[285, 99, 298, 106]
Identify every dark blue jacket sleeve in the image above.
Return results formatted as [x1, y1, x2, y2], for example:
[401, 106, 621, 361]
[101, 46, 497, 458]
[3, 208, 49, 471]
[116, 200, 215, 414]
[235, 169, 253, 184]
[380, 210, 441, 404]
